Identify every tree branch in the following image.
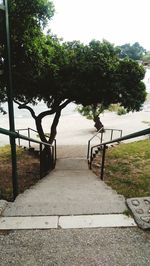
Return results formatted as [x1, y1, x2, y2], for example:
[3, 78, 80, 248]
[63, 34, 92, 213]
[14, 100, 37, 119]
[37, 99, 71, 121]
[59, 99, 71, 110]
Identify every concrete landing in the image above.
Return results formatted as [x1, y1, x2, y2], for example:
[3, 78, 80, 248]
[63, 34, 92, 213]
[3, 158, 127, 217]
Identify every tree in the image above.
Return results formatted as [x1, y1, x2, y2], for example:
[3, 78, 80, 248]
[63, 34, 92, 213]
[76, 42, 146, 128]
[119, 42, 146, 60]
[0, 0, 147, 147]
[77, 104, 104, 121]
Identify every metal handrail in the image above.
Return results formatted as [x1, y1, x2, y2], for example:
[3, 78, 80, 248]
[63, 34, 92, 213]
[90, 127, 150, 180]
[91, 128, 150, 149]
[103, 128, 123, 141]
[87, 127, 123, 160]
[16, 127, 57, 167]
[17, 127, 51, 147]
[87, 127, 104, 160]
[0, 127, 56, 199]
[88, 127, 104, 142]
[17, 127, 50, 138]
[0, 127, 52, 147]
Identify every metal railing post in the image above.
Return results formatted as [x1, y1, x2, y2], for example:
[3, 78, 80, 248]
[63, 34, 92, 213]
[87, 140, 90, 159]
[89, 147, 93, 169]
[100, 144, 106, 180]
[17, 130, 20, 146]
[100, 132, 103, 143]
[40, 143, 43, 178]
[54, 139, 57, 162]
[52, 146, 54, 169]
[28, 128, 31, 148]
[120, 130, 123, 138]
[111, 129, 113, 140]
[10, 136, 18, 199]
[4, 0, 18, 199]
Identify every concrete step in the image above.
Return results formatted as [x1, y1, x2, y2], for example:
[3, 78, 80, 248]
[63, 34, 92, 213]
[3, 169, 126, 216]
[4, 199, 126, 216]
[3, 158, 127, 217]
[55, 158, 88, 170]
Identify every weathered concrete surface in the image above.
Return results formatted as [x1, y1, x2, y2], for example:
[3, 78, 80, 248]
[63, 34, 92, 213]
[0, 216, 58, 230]
[57, 145, 87, 158]
[0, 228, 150, 266]
[126, 197, 150, 229]
[59, 214, 136, 229]
[3, 158, 127, 216]
[0, 214, 136, 230]
[0, 200, 8, 216]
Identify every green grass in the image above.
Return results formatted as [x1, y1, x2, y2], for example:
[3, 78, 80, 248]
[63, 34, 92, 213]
[0, 145, 25, 160]
[93, 139, 150, 198]
[0, 145, 40, 201]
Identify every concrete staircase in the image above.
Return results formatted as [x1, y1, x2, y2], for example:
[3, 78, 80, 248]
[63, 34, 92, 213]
[3, 155, 127, 217]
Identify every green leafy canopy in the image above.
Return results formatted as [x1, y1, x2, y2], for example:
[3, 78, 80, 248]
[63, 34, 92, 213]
[0, 1, 147, 143]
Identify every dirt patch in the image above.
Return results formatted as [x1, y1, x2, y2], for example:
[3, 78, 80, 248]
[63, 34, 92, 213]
[0, 146, 40, 201]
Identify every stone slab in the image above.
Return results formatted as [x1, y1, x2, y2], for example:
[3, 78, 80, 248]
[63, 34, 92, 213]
[59, 214, 137, 229]
[0, 214, 136, 230]
[0, 216, 58, 230]
[126, 197, 150, 229]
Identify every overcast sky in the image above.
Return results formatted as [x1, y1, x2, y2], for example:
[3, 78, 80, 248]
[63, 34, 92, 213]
[49, 0, 150, 50]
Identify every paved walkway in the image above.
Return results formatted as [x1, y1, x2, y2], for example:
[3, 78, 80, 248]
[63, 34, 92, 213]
[3, 145, 127, 217]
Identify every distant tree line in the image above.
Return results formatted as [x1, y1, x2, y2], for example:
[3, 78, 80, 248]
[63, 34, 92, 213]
[118, 42, 146, 60]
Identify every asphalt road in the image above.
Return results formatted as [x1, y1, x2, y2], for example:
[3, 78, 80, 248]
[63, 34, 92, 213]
[0, 227, 150, 266]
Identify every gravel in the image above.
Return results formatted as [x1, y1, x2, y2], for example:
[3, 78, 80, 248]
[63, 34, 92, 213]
[0, 227, 150, 266]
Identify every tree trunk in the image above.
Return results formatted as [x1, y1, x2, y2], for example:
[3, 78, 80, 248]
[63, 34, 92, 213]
[15, 100, 70, 174]
[35, 117, 48, 143]
[35, 116, 52, 174]
[49, 110, 61, 144]
[35, 110, 61, 174]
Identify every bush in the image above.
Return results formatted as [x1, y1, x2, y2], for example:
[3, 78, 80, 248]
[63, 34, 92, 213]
[117, 107, 127, 115]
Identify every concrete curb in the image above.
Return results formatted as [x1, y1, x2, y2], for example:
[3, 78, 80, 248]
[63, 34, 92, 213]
[0, 214, 136, 230]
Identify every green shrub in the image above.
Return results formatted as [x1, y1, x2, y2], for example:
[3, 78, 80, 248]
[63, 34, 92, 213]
[117, 107, 127, 115]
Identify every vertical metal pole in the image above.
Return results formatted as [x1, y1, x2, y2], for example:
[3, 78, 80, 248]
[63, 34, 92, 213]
[54, 139, 56, 163]
[100, 132, 103, 143]
[52, 146, 54, 169]
[4, 0, 18, 199]
[87, 140, 90, 159]
[17, 130, 20, 146]
[89, 147, 93, 169]
[111, 130, 113, 141]
[120, 130, 123, 138]
[40, 143, 43, 178]
[28, 128, 31, 148]
[100, 144, 106, 180]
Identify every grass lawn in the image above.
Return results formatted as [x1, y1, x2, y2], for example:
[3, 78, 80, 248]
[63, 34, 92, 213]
[92, 138, 150, 198]
[0, 145, 40, 201]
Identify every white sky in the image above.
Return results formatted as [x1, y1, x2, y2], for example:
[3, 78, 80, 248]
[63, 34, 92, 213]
[49, 0, 150, 50]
